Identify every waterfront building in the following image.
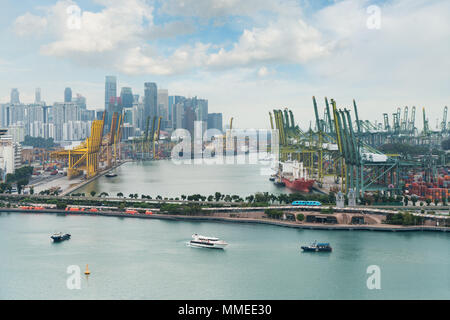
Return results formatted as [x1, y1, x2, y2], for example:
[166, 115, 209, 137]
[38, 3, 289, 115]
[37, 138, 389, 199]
[64, 87, 72, 102]
[0, 135, 21, 177]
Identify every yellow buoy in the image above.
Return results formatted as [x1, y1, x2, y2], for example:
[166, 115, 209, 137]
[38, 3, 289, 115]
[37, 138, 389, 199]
[84, 264, 90, 275]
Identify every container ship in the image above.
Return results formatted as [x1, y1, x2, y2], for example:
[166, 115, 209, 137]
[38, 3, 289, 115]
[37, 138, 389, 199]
[276, 160, 315, 193]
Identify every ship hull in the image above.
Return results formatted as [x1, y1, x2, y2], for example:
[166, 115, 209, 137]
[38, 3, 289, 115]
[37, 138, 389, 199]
[282, 178, 314, 193]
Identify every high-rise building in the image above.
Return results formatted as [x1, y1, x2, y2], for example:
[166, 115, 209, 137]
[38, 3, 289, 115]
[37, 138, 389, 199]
[144, 82, 157, 123]
[105, 76, 117, 130]
[10, 89, 20, 104]
[169, 95, 184, 123]
[207, 113, 223, 131]
[183, 106, 195, 136]
[157, 89, 169, 129]
[196, 99, 208, 122]
[120, 87, 134, 109]
[64, 87, 72, 102]
[74, 93, 86, 109]
[35, 88, 41, 103]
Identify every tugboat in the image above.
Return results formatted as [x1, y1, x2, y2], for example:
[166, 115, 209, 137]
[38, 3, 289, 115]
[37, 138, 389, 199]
[51, 232, 71, 242]
[301, 241, 332, 252]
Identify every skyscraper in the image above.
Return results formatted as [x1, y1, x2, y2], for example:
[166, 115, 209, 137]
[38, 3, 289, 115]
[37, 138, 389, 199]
[105, 76, 117, 111]
[120, 87, 133, 109]
[157, 89, 169, 129]
[144, 82, 157, 124]
[10, 89, 20, 104]
[105, 76, 117, 130]
[208, 113, 223, 131]
[64, 87, 72, 102]
[35, 88, 41, 103]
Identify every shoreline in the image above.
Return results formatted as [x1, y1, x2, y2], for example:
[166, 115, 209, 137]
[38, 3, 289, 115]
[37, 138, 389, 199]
[60, 160, 131, 196]
[3, 208, 449, 233]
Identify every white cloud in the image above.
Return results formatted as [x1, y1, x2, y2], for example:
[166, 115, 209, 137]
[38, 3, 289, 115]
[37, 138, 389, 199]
[207, 18, 329, 68]
[13, 12, 48, 36]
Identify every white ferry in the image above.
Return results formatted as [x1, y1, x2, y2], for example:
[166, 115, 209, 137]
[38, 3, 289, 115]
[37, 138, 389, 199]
[190, 234, 228, 249]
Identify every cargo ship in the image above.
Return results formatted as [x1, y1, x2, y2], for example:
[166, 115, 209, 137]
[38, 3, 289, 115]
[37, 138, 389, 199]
[278, 160, 315, 193]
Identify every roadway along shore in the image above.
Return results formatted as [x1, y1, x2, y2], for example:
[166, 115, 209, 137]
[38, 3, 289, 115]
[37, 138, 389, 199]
[2, 208, 449, 233]
[31, 160, 131, 196]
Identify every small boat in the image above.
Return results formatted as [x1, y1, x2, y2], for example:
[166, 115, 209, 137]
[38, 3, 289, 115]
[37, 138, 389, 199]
[105, 172, 117, 178]
[301, 241, 332, 252]
[51, 232, 71, 242]
[189, 234, 228, 249]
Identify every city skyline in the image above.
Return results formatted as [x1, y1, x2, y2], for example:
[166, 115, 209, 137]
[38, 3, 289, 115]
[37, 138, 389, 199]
[0, 0, 449, 129]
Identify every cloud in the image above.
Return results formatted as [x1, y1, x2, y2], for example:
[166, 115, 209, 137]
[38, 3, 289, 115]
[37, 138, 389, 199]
[13, 12, 48, 36]
[12, 0, 327, 75]
[206, 18, 329, 68]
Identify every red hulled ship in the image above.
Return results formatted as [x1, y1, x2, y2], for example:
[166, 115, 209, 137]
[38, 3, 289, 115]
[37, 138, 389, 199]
[279, 160, 315, 193]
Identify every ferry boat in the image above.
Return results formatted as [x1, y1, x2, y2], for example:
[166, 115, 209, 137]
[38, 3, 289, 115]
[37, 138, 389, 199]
[301, 241, 332, 252]
[51, 232, 71, 242]
[278, 160, 315, 193]
[189, 234, 228, 249]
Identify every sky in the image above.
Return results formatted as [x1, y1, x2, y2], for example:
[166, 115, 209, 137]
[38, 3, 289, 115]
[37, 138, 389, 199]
[0, 0, 449, 130]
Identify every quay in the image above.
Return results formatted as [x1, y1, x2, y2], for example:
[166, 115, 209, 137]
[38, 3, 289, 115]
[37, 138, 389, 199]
[2, 207, 449, 233]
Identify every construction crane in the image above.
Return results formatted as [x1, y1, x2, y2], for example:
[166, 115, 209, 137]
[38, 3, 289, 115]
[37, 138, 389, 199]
[52, 119, 104, 179]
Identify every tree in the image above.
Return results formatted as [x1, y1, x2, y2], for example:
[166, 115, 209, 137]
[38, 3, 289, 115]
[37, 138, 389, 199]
[434, 198, 439, 206]
[181, 195, 186, 201]
[207, 195, 214, 202]
[426, 199, 432, 206]
[117, 192, 123, 198]
[245, 195, 254, 203]
[90, 190, 97, 197]
[214, 192, 221, 202]
[30, 186, 34, 195]
[411, 196, 418, 206]
[296, 213, 305, 221]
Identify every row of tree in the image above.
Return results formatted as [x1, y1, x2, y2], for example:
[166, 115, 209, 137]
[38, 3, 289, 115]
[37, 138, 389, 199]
[72, 190, 335, 206]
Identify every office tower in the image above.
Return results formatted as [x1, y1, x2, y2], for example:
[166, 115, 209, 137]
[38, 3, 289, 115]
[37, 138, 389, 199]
[144, 82, 157, 122]
[105, 76, 117, 130]
[64, 87, 72, 102]
[74, 93, 86, 109]
[120, 87, 134, 109]
[35, 88, 41, 103]
[10, 88, 20, 104]
[183, 106, 195, 136]
[157, 89, 169, 129]
[169, 96, 184, 123]
[207, 113, 223, 131]
[105, 75, 117, 111]
[196, 99, 208, 122]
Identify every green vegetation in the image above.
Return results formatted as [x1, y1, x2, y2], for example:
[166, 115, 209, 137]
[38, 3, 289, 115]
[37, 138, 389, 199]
[320, 206, 334, 214]
[264, 209, 283, 219]
[296, 213, 305, 221]
[385, 212, 424, 226]
[22, 135, 58, 149]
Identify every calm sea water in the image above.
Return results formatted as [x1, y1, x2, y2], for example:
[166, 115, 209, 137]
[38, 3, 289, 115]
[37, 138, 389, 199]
[1, 212, 449, 300]
[76, 157, 291, 198]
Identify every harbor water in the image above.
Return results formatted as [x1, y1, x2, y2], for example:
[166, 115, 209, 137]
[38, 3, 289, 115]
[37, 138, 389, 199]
[0, 212, 449, 299]
[75, 157, 291, 198]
